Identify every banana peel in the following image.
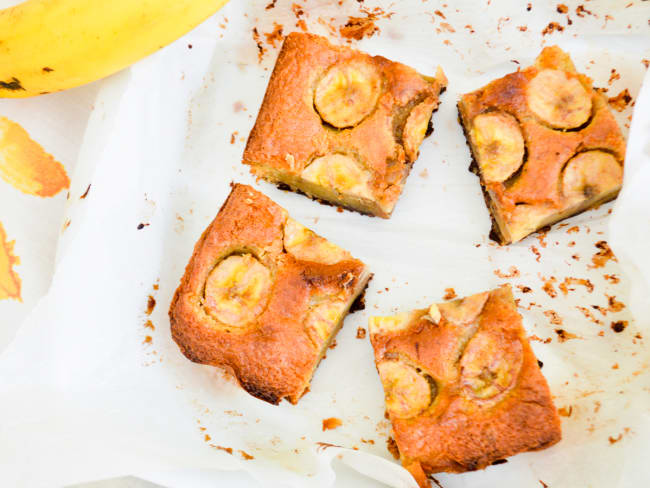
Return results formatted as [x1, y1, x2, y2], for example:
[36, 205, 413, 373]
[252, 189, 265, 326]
[0, 0, 229, 98]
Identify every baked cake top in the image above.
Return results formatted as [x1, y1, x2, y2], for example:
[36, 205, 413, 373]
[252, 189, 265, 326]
[243, 32, 446, 216]
[170, 184, 370, 405]
[459, 46, 625, 243]
[368, 285, 561, 486]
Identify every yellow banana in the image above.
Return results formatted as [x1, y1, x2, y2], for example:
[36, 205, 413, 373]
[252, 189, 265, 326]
[0, 0, 229, 98]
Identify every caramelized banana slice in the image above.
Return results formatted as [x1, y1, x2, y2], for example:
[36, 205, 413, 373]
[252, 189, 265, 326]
[561, 150, 622, 204]
[283, 218, 351, 265]
[305, 298, 349, 346]
[203, 254, 272, 326]
[377, 360, 433, 418]
[314, 60, 382, 128]
[470, 112, 525, 183]
[368, 311, 422, 336]
[301, 153, 374, 200]
[460, 330, 523, 400]
[438, 292, 489, 325]
[403, 100, 434, 162]
[527, 69, 592, 129]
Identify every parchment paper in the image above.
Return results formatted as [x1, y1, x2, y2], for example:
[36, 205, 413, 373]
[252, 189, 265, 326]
[0, 1, 649, 487]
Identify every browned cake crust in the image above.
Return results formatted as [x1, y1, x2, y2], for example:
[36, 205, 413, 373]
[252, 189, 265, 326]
[243, 32, 447, 218]
[458, 46, 626, 244]
[369, 285, 561, 487]
[169, 184, 371, 405]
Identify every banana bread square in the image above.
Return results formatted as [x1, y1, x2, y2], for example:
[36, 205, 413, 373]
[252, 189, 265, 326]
[169, 184, 371, 405]
[368, 285, 561, 487]
[243, 32, 447, 218]
[458, 46, 626, 244]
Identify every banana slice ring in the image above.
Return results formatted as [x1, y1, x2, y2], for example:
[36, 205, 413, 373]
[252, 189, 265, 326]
[377, 359, 434, 419]
[561, 150, 622, 204]
[203, 253, 272, 327]
[314, 60, 382, 128]
[527, 69, 592, 129]
[300, 153, 374, 200]
[460, 330, 523, 401]
[470, 111, 525, 183]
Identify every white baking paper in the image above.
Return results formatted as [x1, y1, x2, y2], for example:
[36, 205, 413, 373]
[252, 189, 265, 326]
[0, 1, 649, 487]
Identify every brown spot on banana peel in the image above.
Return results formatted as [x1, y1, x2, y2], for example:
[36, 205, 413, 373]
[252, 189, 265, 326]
[0, 77, 25, 91]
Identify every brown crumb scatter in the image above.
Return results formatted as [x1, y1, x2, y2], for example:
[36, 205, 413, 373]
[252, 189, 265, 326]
[540, 481, 549, 488]
[529, 335, 552, 344]
[604, 274, 620, 284]
[443, 287, 457, 300]
[608, 89, 632, 112]
[612, 363, 619, 369]
[542, 277, 557, 298]
[557, 4, 568, 13]
[607, 295, 625, 312]
[567, 226, 579, 234]
[576, 5, 594, 17]
[545, 310, 563, 325]
[608, 69, 621, 86]
[591, 241, 617, 268]
[340, 14, 379, 40]
[230, 131, 238, 144]
[558, 405, 573, 417]
[494, 266, 520, 279]
[611, 320, 628, 333]
[608, 433, 623, 444]
[434, 9, 446, 19]
[559, 277, 594, 295]
[204, 434, 211, 442]
[296, 19, 308, 31]
[143, 335, 152, 344]
[387, 437, 400, 459]
[530, 245, 541, 262]
[239, 450, 254, 460]
[80, 184, 91, 199]
[144, 320, 155, 330]
[572, 254, 579, 260]
[328, 339, 337, 350]
[542, 21, 564, 35]
[517, 285, 532, 293]
[211, 445, 233, 454]
[264, 22, 284, 48]
[322, 417, 343, 431]
[252, 28, 266, 62]
[439, 22, 455, 33]
[361, 438, 375, 444]
[576, 306, 603, 325]
[643, 59, 649, 69]
[518, 25, 528, 31]
[465, 24, 476, 33]
[265, 0, 277, 9]
[146, 295, 156, 315]
[356, 327, 367, 339]
[555, 328, 579, 342]
[527, 3, 532, 11]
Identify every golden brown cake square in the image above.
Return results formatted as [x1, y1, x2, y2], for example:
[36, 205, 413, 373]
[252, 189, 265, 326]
[169, 184, 371, 405]
[458, 46, 626, 244]
[243, 32, 447, 218]
[368, 285, 561, 487]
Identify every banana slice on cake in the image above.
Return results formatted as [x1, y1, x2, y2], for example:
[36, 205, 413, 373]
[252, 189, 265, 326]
[377, 360, 434, 419]
[301, 153, 374, 200]
[460, 330, 523, 401]
[403, 100, 434, 162]
[527, 69, 592, 129]
[438, 292, 489, 325]
[203, 254, 272, 327]
[314, 60, 382, 128]
[561, 150, 622, 204]
[283, 218, 351, 265]
[470, 112, 525, 183]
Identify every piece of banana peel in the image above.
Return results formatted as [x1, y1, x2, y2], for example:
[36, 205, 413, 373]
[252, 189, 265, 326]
[0, 0, 229, 98]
